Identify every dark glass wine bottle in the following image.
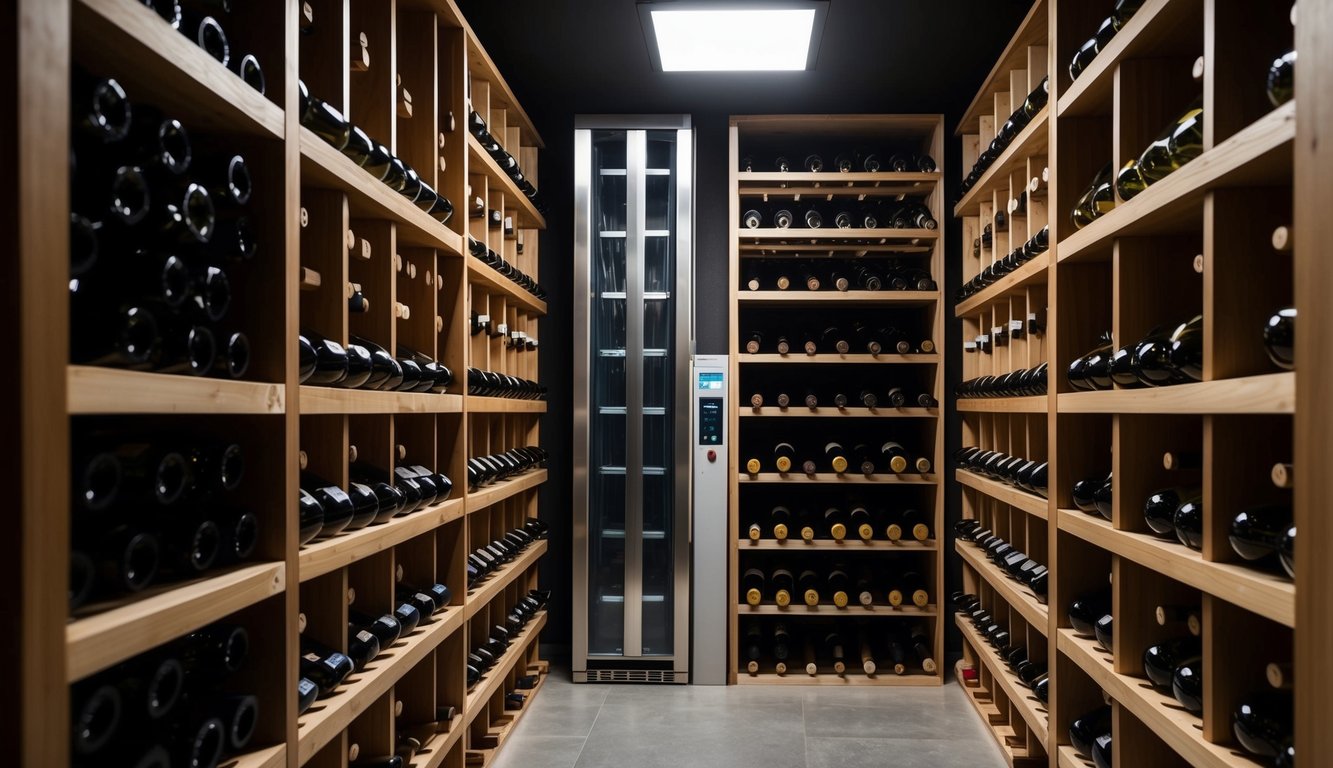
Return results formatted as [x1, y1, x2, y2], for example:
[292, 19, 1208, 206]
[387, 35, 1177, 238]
[1173, 498, 1204, 550]
[1144, 487, 1199, 537]
[1230, 504, 1292, 561]
[1143, 635, 1202, 690]
[1171, 656, 1204, 713]
[1264, 307, 1295, 370]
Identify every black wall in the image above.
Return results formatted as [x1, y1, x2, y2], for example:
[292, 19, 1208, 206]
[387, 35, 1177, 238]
[457, 0, 1032, 655]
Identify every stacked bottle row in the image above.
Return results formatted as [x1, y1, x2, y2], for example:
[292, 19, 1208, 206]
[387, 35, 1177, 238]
[466, 518, 548, 588]
[299, 455, 453, 547]
[744, 504, 932, 544]
[740, 619, 937, 677]
[299, 330, 454, 392]
[467, 110, 544, 211]
[72, 621, 266, 768]
[70, 73, 261, 380]
[466, 368, 547, 400]
[466, 446, 546, 490]
[955, 521, 1048, 602]
[955, 446, 1048, 499]
[951, 593, 1049, 701]
[468, 235, 547, 301]
[70, 424, 269, 614]
[743, 258, 936, 293]
[743, 439, 932, 477]
[466, 590, 549, 686]
[740, 200, 937, 231]
[742, 325, 935, 356]
[960, 77, 1049, 196]
[740, 561, 933, 609]
[740, 149, 936, 174]
[957, 363, 1048, 398]
[747, 385, 937, 411]
[955, 225, 1048, 301]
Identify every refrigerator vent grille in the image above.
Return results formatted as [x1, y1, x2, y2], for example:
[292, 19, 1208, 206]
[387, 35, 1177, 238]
[584, 669, 683, 683]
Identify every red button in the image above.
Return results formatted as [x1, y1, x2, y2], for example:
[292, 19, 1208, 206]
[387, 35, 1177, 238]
[707, 449, 717, 462]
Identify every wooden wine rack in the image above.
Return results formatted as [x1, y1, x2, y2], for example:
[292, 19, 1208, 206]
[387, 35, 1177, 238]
[951, 1, 1322, 766]
[727, 114, 947, 685]
[8, 0, 548, 766]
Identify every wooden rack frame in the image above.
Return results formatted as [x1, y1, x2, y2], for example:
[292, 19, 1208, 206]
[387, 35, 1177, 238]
[951, 1, 1330, 766]
[8, 0, 548, 766]
[727, 114, 946, 685]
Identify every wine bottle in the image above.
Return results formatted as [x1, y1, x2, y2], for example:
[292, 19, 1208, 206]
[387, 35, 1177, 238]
[742, 568, 765, 606]
[823, 506, 847, 541]
[824, 442, 848, 474]
[1173, 497, 1204, 550]
[771, 568, 794, 608]
[827, 568, 850, 608]
[1264, 307, 1294, 370]
[1233, 692, 1293, 759]
[1068, 589, 1110, 637]
[1171, 656, 1204, 713]
[773, 442, 797, 474]
[820, 326, 849, 354]
[1069, 705, 1111, 758]
[798, 569, 821, 606]
[742, 207, 763, 230]
[1166, 315, 1204, 382]
[743, 624, 762, 674]
[772, 623, 791, 662]
[880, 441, 909, 474]
[849, 506, 874, 542]
[1268, 50, 1295, 107]
[1143, 487, 1199, 538]
[770, 505, 792, 540]
[910, 628, 937, 673]
[1156, 604, 1202, 636]
[1230, 504, 1292, 561]
[773, 207, 793, 228]
[179, 8, 230, 65]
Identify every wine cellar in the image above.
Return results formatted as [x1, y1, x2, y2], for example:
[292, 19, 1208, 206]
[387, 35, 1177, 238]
[7, 0, 1333, 766]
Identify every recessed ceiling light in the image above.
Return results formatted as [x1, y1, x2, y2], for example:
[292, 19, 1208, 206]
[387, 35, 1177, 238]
[638, 2, 829, 72]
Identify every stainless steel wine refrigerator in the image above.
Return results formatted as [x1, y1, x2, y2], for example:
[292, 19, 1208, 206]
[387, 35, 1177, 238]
[573, 117, 694, 683]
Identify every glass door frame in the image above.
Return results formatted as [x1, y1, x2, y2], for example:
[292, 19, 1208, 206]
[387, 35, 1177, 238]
[573, 115, 693, 678]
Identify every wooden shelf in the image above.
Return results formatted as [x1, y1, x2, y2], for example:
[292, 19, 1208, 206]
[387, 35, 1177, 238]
[956, 0, 1049, 133]
[459, 665, 549, 766]
[741, 472, 938, 485]
[297, 606, 466, 765]
[954, 257, 1049, 318]
[1058, 629, 1243, 768]
[73, 0, 284, 138]
[300, 127, 464, 257]
[464, 540, 547, 620]
[737, 171, 940, 197]
[466, 259, 548, 316]
[741, 406, 938, 418]
[958, 396, 1048, 413]
[738, 290, 939, 306]
[1057, 102, 1295, 263]
[1057, 745, 1093, 768]
[463, 611, 548, 724]
[467, 397, 547, 413]
[1056, 0, 1202, 118]
[955, 668, 1047, 768]
[1058, 509, 1294, 627]
[227, 745, 288, 768]
[1056, 372, 1294, 414]
[736, 669, 940, 686]
[955, 541, 1049, 634]
[738, 240, 934, 256]
[67, 562, 285, 682]
[299, 500, 465, 582]
[954, 105, 1050, 218]
[299, 386, 464, 415]
[739, 603, 937, 616]
[466, 134, 547, 229]
[466, 469, 547, 512]
[956, 470, 1049, 519]
[742, 353, 940, 365]
[739, 538, 937, 551]
[741, 227, 939, 244]
[405, 714, 467, 768]
[68, 366, 285, 415]
[957, 616, 1050, 748]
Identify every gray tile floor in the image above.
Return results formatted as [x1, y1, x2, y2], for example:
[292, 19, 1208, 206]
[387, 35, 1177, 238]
[492, 670, 1009, 768]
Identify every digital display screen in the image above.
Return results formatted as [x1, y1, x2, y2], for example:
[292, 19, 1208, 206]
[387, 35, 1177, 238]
[698, 398, 723, 445]
[698, 372, 724, 390]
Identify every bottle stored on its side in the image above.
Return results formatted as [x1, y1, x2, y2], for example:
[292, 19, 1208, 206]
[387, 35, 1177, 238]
[742, 568, 765, 607]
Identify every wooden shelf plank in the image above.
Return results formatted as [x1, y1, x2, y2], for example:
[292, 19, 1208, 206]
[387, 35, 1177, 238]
[736, 670, 940, 686]
[742, 353, 940, 365]
[956, 0, 1049, 133]
[299, 500, 464, 582]
[466, 134, 547, 229]
[465, 540, 547, 620]
[1056, 0, 1201, 119]
[741, 406, 939, 418]
[466, 259, 548, 316]
[1057, 745, 1093, 768]
[956, 470, 1049, 519]
[464, 611, 548, 723]
[741, 472, 938, 486]
[954, 105, 1050, 218]
[467, 396, 547, 414]
[738, 290, 938, 306]
[958, 396, 1048, 413]
[68, 366, 285, 415]
[740, 227, 939, 243]
[954, 662, 1047, 768]
[956, 541, 1049, 634]
[738, 603, 937, 617]
[300, 127, 464, 257]
[405, 714, 466, 768]
[1056, 102, 1295, 263]
[73, 0, 284, 138]
[1058, 628, 1242, 768]
[466, 469, 547, 513]
[459, 667, 549, 764]
[227, 744, 287, 768]
[738, 241, 934, 255]
[299, 386, 464, 415]
[954, 257, 1049, 318]
[67, 562, 285, 682]
[1058, 509, 1294, 627]
[737, 171, 939, 198]
[957, 615, 1051, 747]
[1056, 372, 1294, 415]
[297, 606, 465, 765]
[462, 26, 544, 147]
[739, 538, 938, 551]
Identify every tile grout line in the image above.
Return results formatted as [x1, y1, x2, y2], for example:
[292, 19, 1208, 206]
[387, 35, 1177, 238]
[801, 694, 810, 768]
[569, 686, 612, 768]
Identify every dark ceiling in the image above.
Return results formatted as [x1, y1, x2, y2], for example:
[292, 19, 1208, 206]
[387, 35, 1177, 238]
[458, 0, 1033, 128]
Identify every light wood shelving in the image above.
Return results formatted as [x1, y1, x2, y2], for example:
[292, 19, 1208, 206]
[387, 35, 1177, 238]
[953, 1, 1308, 766]
[729, 113, 946, 686]
[17, 0, 552, 765]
